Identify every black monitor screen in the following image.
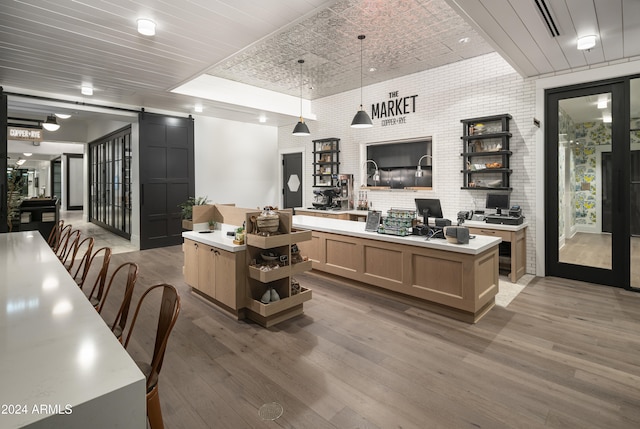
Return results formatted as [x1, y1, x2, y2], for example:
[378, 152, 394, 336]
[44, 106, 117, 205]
[415, 198, 443, 220]
[486, 193, 510, 214]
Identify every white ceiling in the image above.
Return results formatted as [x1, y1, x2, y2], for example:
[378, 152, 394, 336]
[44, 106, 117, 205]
[2, 0, 640, 151]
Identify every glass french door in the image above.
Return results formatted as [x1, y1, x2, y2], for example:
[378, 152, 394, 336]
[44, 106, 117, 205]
[546, 78, 637, 290]
[89, 126, 132, 239]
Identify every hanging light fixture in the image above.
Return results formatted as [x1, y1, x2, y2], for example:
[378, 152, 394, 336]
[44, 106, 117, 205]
[292, 59, 310, 136]
[351, 35, 373, 128]
[42, 114, 60, 131]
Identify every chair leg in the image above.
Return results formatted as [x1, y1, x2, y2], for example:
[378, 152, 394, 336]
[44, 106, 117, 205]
[146, 385, 164, 429]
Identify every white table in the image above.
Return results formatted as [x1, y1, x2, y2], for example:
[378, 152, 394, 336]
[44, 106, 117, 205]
[0, 231, 145, 428]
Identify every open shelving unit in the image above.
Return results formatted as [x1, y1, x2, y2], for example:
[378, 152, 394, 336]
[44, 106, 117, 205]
[244, 210, 312, 327]
[460, 114, 512, 191]
[312, 137, 340, 187]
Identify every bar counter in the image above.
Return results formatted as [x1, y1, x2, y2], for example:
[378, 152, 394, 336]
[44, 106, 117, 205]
[0, 231, 145, 429]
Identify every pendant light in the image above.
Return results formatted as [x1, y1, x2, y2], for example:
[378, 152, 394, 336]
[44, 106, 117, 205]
[292, 59, 310, 136]
[42, 114, 60, 131]
[351, 35, 373, 128]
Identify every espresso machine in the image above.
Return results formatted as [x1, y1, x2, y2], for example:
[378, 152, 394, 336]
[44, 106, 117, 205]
[333, 174, 354, 210]
[312, 188, 340, 209]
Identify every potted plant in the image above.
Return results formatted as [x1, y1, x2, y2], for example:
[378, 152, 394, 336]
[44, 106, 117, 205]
[6, 174, 25, 232]
[178, 196, 209, 230]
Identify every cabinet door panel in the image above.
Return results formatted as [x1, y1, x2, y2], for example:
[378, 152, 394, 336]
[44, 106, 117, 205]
[183, 239, 199, 288]
[215, 249, 238, 308]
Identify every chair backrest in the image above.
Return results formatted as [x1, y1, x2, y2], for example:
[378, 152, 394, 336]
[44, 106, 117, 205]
[124, 284, 181, 390]
[65, 236, 95, 273]
[47, 219, 64, 249]
[98, 263, 139, 340]
[53, 224, 72, 254]
[58, 229, 81, 264]
[83, 247, 113, 304]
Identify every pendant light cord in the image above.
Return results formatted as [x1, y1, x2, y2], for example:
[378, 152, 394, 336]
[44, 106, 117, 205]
[298, 59, 304, 119]
[359, 35, 364, 108]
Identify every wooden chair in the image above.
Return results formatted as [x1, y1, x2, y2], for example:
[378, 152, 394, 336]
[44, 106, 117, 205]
[64, 236, 95, 273]
[82, 247, 112, 308]
[123, 284, 181, 429]
[46, 219, 64, 249]
[97, 262, 139, 342]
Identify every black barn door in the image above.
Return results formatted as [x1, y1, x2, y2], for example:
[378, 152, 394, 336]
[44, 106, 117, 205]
[139, 112, 194, 249]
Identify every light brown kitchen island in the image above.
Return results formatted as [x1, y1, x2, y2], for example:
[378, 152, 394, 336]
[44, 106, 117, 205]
[292, 215, 502, 323]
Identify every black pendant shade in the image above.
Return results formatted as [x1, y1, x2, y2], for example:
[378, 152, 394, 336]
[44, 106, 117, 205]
[292, 119, 310, 136]
[351, 106, 373, 128]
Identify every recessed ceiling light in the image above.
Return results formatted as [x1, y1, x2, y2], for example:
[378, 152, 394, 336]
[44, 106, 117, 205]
[55, 113, 71, 119]
[23, 152, 32, 156]
[259, 115, 267, 123]
[194, 103, 203, 113]
[81, 85, 93, 96]
[459, 37, 470, 44]
[368, 67, 377, 72]
[577, 35, 596, 50]
[137, 18, 156, 36]
[602, 113, 612, 123]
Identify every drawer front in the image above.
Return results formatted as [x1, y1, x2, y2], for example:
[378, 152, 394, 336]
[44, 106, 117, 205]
[467, 227, 511, 242]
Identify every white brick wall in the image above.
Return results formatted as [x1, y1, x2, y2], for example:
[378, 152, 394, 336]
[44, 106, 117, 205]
[279, 52, 537, 274]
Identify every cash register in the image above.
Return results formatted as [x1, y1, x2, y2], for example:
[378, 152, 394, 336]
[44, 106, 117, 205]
[484, 193, 524, 225]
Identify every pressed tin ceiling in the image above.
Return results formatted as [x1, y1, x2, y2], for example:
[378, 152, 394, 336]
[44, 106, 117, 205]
[203, 0, 494, 100]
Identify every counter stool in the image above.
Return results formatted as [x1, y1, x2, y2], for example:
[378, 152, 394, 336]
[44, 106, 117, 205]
[97, 262, 139, 342]
[123, 284, 181, 429]
[82, 247, 112, 308]
[52, 224, 72, 254]
[65, 236, 94, 274]
[46, 219, 64, 249]
[58, 229, 81, 265]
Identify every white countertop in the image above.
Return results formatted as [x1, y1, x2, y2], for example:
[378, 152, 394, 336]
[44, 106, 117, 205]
[292, 215, 501, 255]
[182, 224, 246, 251]
[0, 231, 145, 428]
[460, 219, 528, 232]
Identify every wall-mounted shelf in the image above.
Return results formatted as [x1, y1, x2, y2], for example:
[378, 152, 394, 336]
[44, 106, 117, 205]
[312, 138, 340, 187]
[460, 114, 512, 191]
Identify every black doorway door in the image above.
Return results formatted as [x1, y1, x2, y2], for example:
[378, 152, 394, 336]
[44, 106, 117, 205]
[545, 79, 631, 288]
[139, 112, 194, 250]
[282, 152, 302, 209]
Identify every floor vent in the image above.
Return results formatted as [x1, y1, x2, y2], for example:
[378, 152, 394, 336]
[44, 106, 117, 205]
[534, 0, 561, 37]
[258, 402, 284, 421]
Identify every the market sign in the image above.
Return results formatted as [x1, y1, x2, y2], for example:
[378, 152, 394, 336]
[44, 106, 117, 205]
[8, 126, 43, 142]
[371, 90, 418, 127]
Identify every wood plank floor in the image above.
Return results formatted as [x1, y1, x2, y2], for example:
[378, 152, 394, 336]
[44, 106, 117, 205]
[102, 245, 640, 429]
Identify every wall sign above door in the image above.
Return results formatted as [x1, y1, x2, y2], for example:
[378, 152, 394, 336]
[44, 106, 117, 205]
[8, 126, 43, 142]
[371, 91, 418, 127]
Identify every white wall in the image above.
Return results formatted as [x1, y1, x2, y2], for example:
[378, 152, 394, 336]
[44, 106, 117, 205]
[279, 52, 538, 275]
[194, 116, 279, 210]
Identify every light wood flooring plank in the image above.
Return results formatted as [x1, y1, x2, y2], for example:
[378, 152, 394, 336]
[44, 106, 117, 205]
[97, 246, 640, 429]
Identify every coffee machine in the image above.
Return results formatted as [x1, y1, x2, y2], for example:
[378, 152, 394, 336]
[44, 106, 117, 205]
[312, 188, 340, 210]
[333, 174, 354, 210]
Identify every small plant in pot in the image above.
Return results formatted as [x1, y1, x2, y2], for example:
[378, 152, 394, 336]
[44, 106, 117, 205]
[178, 196, 209, 230]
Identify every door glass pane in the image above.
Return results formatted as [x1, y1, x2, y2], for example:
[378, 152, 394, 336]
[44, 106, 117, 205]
[631, 78, 640, 288]
[558, 93, 612, 269]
